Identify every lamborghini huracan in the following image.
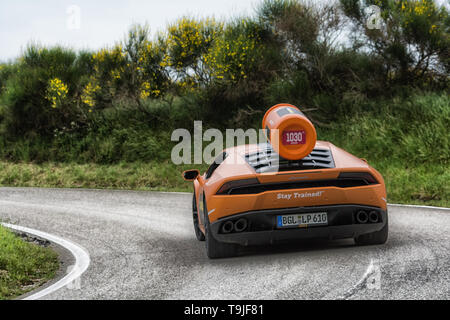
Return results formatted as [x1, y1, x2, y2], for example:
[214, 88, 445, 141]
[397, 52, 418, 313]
[183, 104, 388, 258]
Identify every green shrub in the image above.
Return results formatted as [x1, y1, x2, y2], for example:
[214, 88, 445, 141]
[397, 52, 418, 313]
[0, 46, 91, 137]
[320, 92, 450, 165]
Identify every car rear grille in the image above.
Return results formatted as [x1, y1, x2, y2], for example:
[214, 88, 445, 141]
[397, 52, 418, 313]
[245, 143, 335, 173]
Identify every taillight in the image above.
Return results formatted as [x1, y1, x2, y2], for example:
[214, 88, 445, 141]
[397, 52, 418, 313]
[338, 172, 378, 185]
[216, 178, 260, 195]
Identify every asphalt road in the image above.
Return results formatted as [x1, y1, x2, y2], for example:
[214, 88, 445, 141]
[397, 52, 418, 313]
[0, 187, 449, 300]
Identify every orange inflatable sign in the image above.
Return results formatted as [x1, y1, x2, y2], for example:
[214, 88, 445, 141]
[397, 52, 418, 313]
[262, 103, 317, 160]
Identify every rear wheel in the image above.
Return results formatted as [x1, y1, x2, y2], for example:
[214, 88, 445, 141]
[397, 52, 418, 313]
[354, 213, 389, 245]
[192, 193, 205, 241]
[203, 198, 238, 259]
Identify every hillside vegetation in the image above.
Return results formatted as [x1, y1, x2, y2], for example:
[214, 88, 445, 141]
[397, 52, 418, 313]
[0, 0, 448, 206]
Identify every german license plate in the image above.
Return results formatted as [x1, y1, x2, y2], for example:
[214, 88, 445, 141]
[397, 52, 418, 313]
[282, 130, 306, 145]
[277, 212, 328, 228]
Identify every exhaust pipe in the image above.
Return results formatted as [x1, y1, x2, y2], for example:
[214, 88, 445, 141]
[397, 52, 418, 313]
[234, 218, 248, 233]
[369, 211, 379, 223]
[356, 211, 369, 224]
[221, 221, 234, 234]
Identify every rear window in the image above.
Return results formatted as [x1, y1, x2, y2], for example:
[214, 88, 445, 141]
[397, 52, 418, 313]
[205, 152, 228, 179]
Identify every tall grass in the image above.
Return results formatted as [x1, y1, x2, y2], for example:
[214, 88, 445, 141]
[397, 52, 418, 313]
[319, 92, 450, 165]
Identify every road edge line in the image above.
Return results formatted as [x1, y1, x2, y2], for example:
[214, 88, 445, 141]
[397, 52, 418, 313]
[388, 203, 450, 211]
[1, 223, 90, 300]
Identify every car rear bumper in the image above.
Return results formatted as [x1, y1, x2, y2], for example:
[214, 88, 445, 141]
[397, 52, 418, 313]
[210, 205, 387, 246]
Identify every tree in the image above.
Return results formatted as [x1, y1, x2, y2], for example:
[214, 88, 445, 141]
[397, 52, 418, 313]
[340, 0, 449, 85]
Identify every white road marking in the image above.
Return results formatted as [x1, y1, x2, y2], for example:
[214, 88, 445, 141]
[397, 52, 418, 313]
[388, 203, 450, 211]
[339, 259, 376, 300]
[2, 223, 90, 300]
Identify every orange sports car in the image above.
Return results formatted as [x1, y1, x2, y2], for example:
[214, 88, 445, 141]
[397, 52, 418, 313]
[183, 104, 388, 258]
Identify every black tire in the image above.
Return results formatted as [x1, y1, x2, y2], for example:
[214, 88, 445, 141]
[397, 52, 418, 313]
[192, 193, 205, 241]
[354, 213, 389, 245]
[203, 197, 238, 259]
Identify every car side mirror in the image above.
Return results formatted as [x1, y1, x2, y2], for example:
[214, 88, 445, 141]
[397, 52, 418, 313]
[183, 169, 200, 181]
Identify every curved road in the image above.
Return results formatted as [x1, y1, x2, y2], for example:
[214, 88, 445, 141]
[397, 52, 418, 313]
[0, 187, 449, 300]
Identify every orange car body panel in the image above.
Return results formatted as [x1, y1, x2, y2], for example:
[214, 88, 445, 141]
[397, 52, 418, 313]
[193, 141, 386, 230]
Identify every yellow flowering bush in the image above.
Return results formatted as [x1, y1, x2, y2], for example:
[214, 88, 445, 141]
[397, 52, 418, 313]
[131, 38, 167, 99]
[46, 78, 69, 108]
[162, 17, 223, 87]
[93, 45, 126, 67]
[92, 45, 126, 84]
[140, 81, 151, 99]
[204, 20, 261, 83]
[395, 0, 446, 51]
[398, 0, 439, 20]
[165, 18, 222, 68]
[140, 81, 161, 99]
[81, 80, 101, 111]
[88, 34, 168, 104]
[160, 17, 263, 90]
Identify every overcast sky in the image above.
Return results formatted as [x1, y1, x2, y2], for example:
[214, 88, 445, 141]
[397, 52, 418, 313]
[0, 0, 258, 62]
